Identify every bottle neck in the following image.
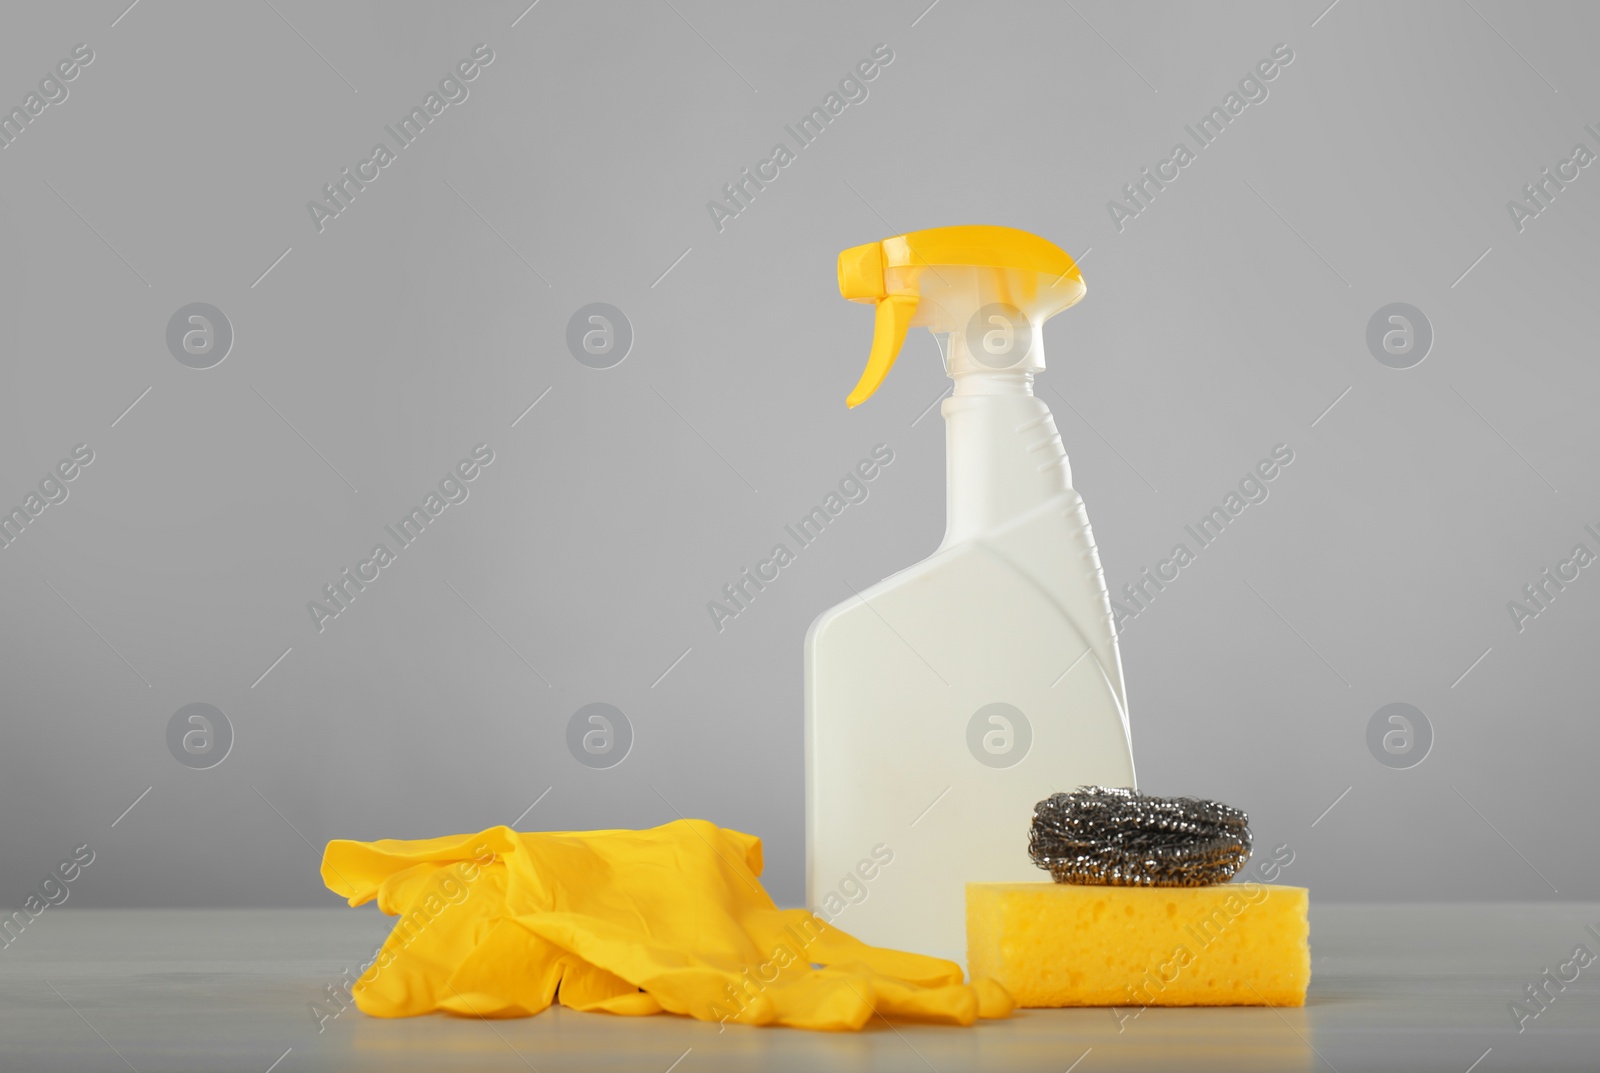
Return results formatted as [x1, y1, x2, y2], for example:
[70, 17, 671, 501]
[939, 371, 1073, 549]
[951, 369, 1037, 396]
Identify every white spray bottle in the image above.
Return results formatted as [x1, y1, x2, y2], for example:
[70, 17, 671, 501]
[805, 225, 1136, 964]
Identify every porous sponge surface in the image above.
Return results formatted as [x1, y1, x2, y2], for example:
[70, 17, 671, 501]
[966, 882, 1309, 1007]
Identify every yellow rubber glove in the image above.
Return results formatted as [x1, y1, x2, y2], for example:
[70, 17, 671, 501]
[321, 820, 1014, 1031]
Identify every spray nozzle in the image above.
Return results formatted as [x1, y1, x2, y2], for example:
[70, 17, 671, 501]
[837, 225, 1086, 408]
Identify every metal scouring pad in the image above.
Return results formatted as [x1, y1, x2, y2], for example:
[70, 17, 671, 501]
[1028, 786, 1251, 887]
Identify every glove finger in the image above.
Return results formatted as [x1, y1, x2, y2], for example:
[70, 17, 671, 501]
[323, 828, 513, 906]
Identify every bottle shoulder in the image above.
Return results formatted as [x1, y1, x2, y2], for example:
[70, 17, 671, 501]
[805, 489, 1095, 645]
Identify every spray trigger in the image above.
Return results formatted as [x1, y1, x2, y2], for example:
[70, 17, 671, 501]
[836, 225, 1085, 408]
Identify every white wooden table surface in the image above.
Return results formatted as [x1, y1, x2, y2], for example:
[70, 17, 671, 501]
[2, 904, 1595, 1072]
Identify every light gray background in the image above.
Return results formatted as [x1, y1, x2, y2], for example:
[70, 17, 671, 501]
[1, 0, 1595, 912]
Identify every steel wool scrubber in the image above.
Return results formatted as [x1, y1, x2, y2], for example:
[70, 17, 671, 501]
[1028, 786, 1252, 887]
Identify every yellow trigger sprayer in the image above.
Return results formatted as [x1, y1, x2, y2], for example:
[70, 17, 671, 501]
[837, 224, 1087, 407]
[805, 225, 1135, 964]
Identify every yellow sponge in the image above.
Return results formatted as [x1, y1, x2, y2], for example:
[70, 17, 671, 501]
[967, 882, 1309, 1007]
